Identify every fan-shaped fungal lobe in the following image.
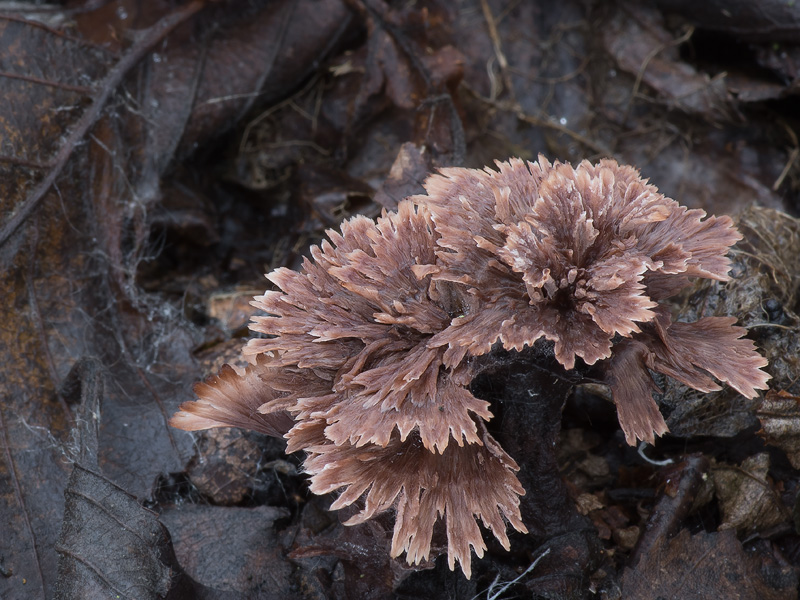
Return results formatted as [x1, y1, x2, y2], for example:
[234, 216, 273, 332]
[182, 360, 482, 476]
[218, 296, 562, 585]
[171, 156, 770, 576]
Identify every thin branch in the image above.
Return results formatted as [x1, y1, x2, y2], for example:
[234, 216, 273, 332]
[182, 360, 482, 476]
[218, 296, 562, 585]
[0, 12, 116, 52]
[773, 147, 799, 191]
[0, 155, 50, 169]
[624, 25, 695, 119]
[515, 110, 612, 156]
[238, 74, 322, 155]
[0, 0, 205, 249]
[462, 82, 613, 156]
[773, 120, 799, 191]
[0, 70, 95, 94]
[480, 0, 516, 105]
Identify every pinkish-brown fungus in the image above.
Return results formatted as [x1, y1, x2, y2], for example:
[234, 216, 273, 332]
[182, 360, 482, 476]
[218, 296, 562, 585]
[170, 156, 770, 577]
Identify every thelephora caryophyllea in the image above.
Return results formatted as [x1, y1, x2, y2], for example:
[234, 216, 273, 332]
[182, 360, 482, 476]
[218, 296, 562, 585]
[171, 156, 770, 577]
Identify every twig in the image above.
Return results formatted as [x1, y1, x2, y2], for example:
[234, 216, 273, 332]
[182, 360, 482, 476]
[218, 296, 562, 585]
[238, 74, 322, 155]
[0, 155, 50, 169]
[462, 82, 613, 156]
[629, 454, 708, 567]
[773, 121, 799, 191]
[516, 110, 613, 156]
[480, 0, 516, 105]
[0, 0, 204, 249]
[773, 147, 799, 191]
[0, 70, 95, 94]
[747, 322, 795, 331]
[624, 25, 695, 119]
[0, 12, 116, 52]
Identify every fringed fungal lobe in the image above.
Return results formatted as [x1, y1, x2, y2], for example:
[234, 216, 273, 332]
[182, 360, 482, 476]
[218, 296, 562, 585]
[171, 156, 770, 577]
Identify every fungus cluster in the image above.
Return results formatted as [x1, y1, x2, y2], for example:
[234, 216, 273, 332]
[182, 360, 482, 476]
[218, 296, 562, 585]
[170, 156, 770, 577]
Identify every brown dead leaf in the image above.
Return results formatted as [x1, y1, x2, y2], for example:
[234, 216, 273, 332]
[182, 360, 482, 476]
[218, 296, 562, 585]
[159, 505, 290, 596]
[655, 0, 800, 43]
[590, 505, 632, 543]
[712, 453, 789, 535]
[185, 428, 272, 505]
[758, 390, 800, 470]
[575, 492, 605, 516]
[602, 2, 732, 119]
[622, 529, 797, 600]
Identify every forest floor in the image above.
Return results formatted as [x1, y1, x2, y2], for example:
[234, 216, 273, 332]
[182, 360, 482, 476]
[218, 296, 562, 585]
[2, 1, 800, 598]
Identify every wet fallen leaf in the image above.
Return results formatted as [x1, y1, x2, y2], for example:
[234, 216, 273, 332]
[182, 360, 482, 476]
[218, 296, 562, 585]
[603, 2, 732, 119]
[622, 529, 798, 600]
[159, 504, 290, 596]
[712, 453, 789, 535]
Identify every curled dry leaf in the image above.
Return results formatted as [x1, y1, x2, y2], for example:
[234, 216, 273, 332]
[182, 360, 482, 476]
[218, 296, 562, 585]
[712, 453, 788, 535]
[171, 156, 770, 576]
[757, 390, 800, 469]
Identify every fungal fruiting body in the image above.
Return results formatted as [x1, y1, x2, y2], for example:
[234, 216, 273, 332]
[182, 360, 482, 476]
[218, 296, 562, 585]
[170, 156, 770, 577]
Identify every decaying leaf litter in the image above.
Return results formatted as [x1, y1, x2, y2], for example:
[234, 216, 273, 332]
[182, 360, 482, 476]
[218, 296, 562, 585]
[1, 1, 799, 599]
